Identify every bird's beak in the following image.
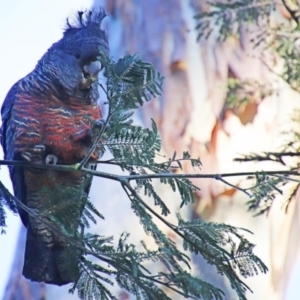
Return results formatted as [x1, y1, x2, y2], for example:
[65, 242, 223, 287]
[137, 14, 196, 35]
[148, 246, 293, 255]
[83, 61, 102, 77]
[80, 61, 102, 89]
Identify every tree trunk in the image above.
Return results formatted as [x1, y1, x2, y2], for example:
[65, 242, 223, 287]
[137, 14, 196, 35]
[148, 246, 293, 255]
[101, 1, 300, 299]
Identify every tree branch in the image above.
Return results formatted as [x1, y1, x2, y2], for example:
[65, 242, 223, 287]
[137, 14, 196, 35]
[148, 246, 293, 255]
[281, 0, 300, 24]
[1, 158, 300, 185]
[121, 180, 251, 293]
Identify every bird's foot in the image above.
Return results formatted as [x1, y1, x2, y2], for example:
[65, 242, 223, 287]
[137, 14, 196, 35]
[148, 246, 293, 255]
[32, 145, 46, 153]
[45, 154, 58, 165]
[21, 152, 32, 162]
[93, 118, 106, 130]
[21, 145, 46, 162]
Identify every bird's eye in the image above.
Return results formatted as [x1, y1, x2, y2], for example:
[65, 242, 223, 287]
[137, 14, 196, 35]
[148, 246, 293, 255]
[75, 53, 81, 59]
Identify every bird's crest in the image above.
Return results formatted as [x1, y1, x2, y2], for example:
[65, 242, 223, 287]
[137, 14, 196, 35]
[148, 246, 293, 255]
[65, 9, 107, 32]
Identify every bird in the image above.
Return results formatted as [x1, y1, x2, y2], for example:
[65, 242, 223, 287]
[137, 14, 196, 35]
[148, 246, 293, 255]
[0, 10, 108, 285]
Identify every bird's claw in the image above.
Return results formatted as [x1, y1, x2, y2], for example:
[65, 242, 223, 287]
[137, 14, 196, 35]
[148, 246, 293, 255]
[93, 118, 106, 130]
[21, 145, 47, 162]
[21, 152, 32, 162]
[33, 145, 46, 153]
[45, 154, 58, 165]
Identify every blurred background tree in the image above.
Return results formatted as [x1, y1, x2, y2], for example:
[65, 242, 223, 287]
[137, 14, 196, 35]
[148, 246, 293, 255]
[3, 0, 300, 299]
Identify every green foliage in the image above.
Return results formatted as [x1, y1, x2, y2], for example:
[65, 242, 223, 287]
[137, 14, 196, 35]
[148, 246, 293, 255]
[37, 184, 85, 236]
[0, 181, 18, 233]
[85, 2, 300, 299]
[233, 108, 300, 215]
[0, 44, 268, 300]
[245, 173, 287, 215]
[226, 78, 274, 110]
[68, 53, 268, 300]
[195, 0, 275, 41]
[2, 2, 300, 299]
[177, 215, 267, 300]
[234, 125, 300, 215]
[101, 53, 164, 110]
[194, 0, 300, 220]
[273, 33, 300, 91]
[36, 181, 103, 236]
[74, 231, 226, 300]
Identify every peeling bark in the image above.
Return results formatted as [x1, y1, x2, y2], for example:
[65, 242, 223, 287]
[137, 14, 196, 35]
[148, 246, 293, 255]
[104, 1, 300, 299]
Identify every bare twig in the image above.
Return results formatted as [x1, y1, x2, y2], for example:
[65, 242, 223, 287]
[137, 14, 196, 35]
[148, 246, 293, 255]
[214, 174, 252, 197]
[234, 151, 300, 164]
[282, 0, 300, 24]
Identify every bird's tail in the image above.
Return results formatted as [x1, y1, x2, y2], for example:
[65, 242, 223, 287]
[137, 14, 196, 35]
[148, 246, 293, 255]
[22, 225, 80, 285]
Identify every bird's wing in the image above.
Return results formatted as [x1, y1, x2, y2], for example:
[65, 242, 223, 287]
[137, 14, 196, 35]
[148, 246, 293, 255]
[1, 81, 29, 227]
